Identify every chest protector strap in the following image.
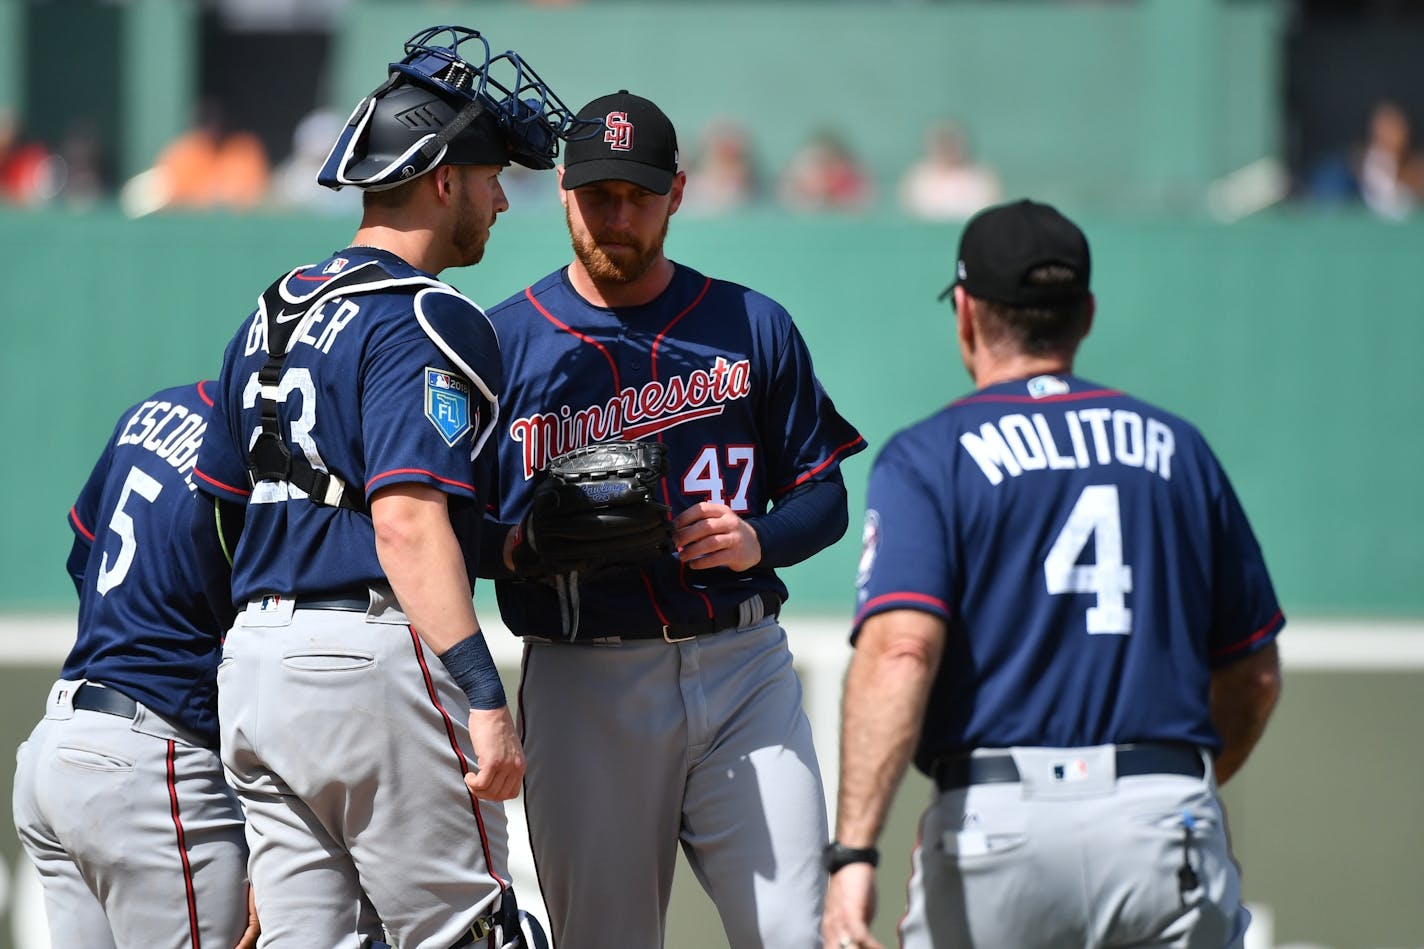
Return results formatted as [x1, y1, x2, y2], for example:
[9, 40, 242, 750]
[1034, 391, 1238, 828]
[246, 260, 406, 514]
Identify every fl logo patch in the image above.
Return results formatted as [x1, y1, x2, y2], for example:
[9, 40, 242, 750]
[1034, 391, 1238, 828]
[424, 368, 475, 446]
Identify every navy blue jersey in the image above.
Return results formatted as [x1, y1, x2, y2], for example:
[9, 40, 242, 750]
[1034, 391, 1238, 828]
[484, 262, 865, 637]
[853, 373, 1284, 773]
[61, 382, 232, 744]
[194, 247, 502, 602]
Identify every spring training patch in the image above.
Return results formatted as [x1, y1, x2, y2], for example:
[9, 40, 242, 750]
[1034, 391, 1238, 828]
[424, 368, 474, 446]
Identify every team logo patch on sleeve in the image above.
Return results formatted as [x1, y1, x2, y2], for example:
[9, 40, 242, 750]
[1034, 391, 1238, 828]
[424, 368, 474, 446]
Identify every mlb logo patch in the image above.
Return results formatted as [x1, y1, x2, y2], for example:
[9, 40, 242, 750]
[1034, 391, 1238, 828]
[259, 594, 284, 611]
[1027, 374, 1070, 398]
[1052, 758, 1090, 783]
[323, 257, 350, 275]
[425, 368, 474, 446]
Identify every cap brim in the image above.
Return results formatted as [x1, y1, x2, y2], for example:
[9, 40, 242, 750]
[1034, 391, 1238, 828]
[562, 158, 673, 194]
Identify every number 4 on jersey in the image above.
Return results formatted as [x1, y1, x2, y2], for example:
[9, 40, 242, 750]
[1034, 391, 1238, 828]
[1044, 484, 1133, 635]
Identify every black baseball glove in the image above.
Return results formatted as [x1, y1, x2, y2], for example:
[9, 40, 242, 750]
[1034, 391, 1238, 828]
[511, 441, 674, 578]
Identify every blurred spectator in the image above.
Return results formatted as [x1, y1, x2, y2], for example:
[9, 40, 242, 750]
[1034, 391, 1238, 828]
[680, 118, 760, 216]
[897, 118, 1001, 221]
[777, 128, 874, 212]
[54, 119, 109, 209]
[1358, 100, 1424, 220]
[0, 110, 63, 205]
[124, 99, 269, 215]
[271, 107, 359, 215]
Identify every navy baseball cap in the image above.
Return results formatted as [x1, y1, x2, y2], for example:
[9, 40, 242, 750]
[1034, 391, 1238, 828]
[939, 199, 1092, 307]
[561, 90, 679, 194]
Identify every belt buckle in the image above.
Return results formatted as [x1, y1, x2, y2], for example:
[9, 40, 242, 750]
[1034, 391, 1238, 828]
[662, 625, 695, 644]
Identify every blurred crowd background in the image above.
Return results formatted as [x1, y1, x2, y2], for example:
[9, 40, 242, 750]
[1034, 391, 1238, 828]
[2, 0, 1423, 222]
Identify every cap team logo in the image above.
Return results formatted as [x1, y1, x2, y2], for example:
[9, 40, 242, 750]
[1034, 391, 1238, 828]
[424, 368, 475, 446]
[604, 111, 634, 151]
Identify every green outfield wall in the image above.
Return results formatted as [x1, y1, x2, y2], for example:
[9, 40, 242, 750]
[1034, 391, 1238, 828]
[1, 206, 1420, 617]
[332, 0, 1283, 213]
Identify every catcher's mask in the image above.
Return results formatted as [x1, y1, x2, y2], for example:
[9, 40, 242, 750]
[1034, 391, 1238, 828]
[318, 25, 599, 191]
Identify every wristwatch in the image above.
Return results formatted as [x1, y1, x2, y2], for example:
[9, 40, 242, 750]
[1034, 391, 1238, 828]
[823, 840, 880, 874]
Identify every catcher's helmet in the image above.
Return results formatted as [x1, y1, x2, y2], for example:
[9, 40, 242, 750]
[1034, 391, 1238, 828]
[319, 25, 598, 191]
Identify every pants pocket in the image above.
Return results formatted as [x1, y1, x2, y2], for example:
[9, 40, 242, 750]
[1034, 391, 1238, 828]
[55, 745, 134, 772]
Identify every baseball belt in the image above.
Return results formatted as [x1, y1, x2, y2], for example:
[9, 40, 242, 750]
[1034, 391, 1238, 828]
[619, 590, 781, 643]
[72, 683, 140, 719]
[933, 741, 1205, 792]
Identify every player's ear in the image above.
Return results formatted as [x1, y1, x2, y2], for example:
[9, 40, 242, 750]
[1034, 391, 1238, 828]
[433, 165, 455, 203]
[667, 170, 687, 216]
[953, 287, 976, 351]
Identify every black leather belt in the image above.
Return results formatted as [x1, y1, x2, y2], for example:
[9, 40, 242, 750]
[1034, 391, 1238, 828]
[73, 683, 139, 719]
[619, 591, 781, 642]
[933, 742, 1204, 792]
[290, 589, 372, 611]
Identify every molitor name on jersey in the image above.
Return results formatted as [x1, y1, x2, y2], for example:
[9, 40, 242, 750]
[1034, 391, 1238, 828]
[508, 356, 752, 478]
[960, 407, 1176, 486]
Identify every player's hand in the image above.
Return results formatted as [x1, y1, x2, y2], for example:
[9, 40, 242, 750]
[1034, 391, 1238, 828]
[673, 502, 762, 571]
[463, 706, 526, 801]
[822, 863, 883, 949]
[232, 882, 260, 949]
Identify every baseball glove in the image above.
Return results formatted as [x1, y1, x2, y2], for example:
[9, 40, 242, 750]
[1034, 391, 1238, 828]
[511, 440, 674, 578]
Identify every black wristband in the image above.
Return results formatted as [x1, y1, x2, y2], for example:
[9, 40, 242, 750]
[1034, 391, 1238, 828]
[823, 840, 880, 874]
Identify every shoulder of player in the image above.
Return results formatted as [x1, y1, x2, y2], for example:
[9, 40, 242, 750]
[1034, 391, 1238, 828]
[485, 268, 564, 320]
[410, 285, 502, 401]
[691, 268, 792, 321]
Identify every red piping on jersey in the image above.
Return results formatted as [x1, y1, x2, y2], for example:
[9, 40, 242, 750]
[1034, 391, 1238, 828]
[1210, 608, 1284, 661]
[193, 467, 251, 498]
[366, 468, 475, 494]
[69, 507, 95, 542]
[639, 571, 679, 626]
[853, 591, 951, 628]
[648, 276, 713, 379]
[526, 285, 621, 390]
[291, 268, 332, 283]
[779, 434, 867, 494]
[953, 389, 1122, 406]
[407, 627, 510, 895]
[196, 380, 215, 407]
[165, 740, 202, 949]
[644, 278, 717, 619]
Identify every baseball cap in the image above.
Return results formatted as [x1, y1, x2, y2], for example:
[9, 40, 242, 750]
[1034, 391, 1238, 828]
[939, 199, 1092, 307]
[561, 90, 679, 194]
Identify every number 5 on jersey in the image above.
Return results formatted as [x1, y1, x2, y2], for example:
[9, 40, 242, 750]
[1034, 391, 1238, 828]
[1044, 484, 1133, 635]
[95, 466, 164, 595]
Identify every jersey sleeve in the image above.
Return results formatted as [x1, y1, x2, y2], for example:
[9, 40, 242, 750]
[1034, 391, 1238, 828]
[193, 328, 257, 503]
[762, 316, 865, 494]
[361, 289, 502, 502]
[1204, 456, 1286, 666]
[851, 430, 955, 639]
[66, 424, 120, 593]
